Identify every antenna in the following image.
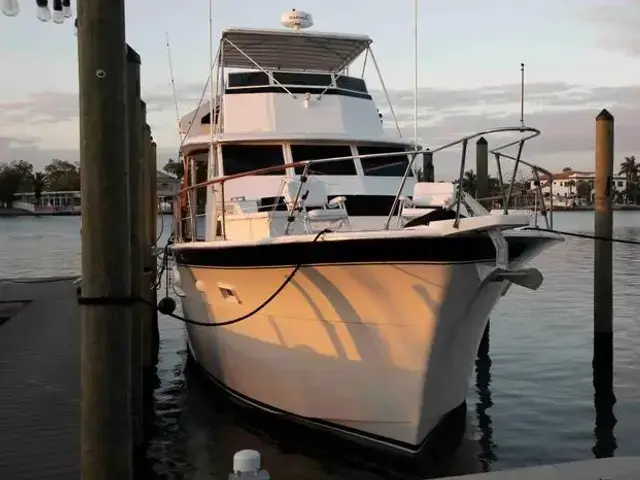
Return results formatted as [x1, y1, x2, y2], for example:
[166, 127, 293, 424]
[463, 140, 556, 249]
[413, 0, 419, 148]
[165, 32, 183, 142]
[520, 62, 525, 129]
[207, 0, 219, 238]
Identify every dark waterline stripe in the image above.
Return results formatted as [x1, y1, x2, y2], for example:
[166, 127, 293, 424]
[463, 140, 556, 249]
[174, 235, 554, 268]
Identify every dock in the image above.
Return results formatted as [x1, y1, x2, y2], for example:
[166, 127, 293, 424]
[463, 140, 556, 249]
[0, 276, 80, 479]
[443, 457, 640, 479]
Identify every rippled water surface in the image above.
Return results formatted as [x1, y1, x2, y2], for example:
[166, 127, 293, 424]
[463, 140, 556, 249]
[1, 212, 639, 478]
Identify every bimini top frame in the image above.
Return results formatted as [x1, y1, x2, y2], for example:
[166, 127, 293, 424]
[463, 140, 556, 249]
[220, 28, 372, 73]
[178, 26, 402, 148]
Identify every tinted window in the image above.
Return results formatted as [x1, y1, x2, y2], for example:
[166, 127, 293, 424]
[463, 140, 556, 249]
[221, 145, 285, 176]
[335, 76, 368, 93]
[358, 145, 413, 177]
[291, 145, 356, 175]
[227, 71, 270, 88]
[273, 72, 333, 87]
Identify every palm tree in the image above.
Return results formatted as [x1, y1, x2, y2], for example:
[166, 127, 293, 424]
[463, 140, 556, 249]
[30, 171, 48, 206]
[566, 179, 576, 197]
[461, 169, 477, 196]
[619, 156, 638, 182]
[619, 156, 639, 203]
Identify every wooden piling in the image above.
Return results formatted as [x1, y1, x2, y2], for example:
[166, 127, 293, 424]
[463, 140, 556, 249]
[125, 44, 144, 449]
[78, 0, 133, 477]
[593, 109, 615, 394]
[476, 137, 489, 206]
[593, 108, 616, 456]
[149, 141, 160, 359]
[422, 149, 434, 182]
[140, 122, 155, 369]
[594, 109, 614, 337]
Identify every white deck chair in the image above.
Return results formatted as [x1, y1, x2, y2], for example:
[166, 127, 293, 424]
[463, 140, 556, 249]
[400, 182, 458, 225]
[282, 178, 350, 233]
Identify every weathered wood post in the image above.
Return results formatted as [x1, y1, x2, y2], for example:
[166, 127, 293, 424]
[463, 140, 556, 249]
[140, 122, 155, 370]
[78, 0, 133, 477]
[149, 140, 160, 359]
[593, 108, 617, 458]
[476, 137, 489, 205]
[125, 44, 144, 449]
[594, 109, 614, 346]
[422, 149, 434, 182]
[593, 109, 615, 408]
[475, 137, 491, 355]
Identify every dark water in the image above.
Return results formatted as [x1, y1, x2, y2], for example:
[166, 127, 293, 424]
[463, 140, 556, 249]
[1, 212, 639, 478]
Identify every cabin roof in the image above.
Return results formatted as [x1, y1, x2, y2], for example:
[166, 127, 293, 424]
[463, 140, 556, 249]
[220, 28, 372, 72]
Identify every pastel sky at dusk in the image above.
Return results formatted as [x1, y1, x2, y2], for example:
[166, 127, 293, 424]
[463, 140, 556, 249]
[1, 0, 640, 179]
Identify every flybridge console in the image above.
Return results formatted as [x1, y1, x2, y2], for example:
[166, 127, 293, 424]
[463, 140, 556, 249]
[280, 9, 313, 30]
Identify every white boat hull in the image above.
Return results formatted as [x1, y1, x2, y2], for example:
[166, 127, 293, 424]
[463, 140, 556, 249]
[175, 256, 520, 450]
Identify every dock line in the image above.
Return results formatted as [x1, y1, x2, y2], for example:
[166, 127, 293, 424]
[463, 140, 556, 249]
[73, 228, 332, 328]
[523, 226, 640, 245]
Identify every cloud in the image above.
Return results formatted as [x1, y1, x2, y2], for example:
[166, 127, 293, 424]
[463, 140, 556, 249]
[581, 1, 640, 56]
[376, 82, 640, 177]
[1, 81, 639, 179]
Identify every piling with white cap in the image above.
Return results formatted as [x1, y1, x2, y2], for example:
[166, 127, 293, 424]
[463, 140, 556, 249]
[229, 450, 270, 479]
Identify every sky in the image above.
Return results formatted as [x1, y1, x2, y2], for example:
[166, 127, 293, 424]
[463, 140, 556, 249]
[1, 0, 640, 179]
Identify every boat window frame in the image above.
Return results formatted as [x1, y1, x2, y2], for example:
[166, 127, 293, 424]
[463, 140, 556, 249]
[224, 70, 370, 97]
[355, 144, 415, 178]
[218, 143, 289, 176]
[288, 143, 358, 176]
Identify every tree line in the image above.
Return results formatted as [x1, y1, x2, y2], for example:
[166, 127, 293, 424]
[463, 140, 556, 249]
[4, 155, 638, 208]
[0, 159, 81, 208]
[449, 156, 640, 205]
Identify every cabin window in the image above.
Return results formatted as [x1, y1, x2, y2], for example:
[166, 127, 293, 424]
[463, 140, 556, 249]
[291, 145, 357, 175]
[227, 71, 270, 88]
[221, 145, 286, 176]
[358, 145, 413, 177]
[335, 76, 368, 93]
[272, 72, 333, 87]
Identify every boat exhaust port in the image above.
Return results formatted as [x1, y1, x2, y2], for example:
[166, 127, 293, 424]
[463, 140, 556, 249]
[218, 284, 242, 304]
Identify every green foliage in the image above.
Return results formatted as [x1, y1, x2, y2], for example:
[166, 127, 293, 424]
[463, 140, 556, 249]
[163, 158, 184, 180]
[618, 156, 639, 204]
[44, 159, 80, 191]
[31, 172, 48, 204]
[576, 180, 591, 199]
[0, 160, 35, 207]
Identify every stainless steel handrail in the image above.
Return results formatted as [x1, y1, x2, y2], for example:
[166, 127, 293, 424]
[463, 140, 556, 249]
[177, 125, 547, 241]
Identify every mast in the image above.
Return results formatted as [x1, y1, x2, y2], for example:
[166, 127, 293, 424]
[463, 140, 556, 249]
[165, 32, 183, 142]
[413, 0, 418, 148]
[520, 63, 525, 129]
[207, 0, 218, 238]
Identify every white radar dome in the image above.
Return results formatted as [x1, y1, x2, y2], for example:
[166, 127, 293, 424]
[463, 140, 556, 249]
[280, 9, 313, 31]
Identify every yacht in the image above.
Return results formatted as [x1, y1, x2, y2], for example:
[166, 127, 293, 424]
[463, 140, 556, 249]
[170, 10, 563, 455]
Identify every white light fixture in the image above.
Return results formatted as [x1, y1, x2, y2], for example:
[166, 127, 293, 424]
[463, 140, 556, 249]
[1, 0, 20, 16]
[52, 0, 63, 23]
[36, 0, 51, 22]
[62, 0, 70, 17]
